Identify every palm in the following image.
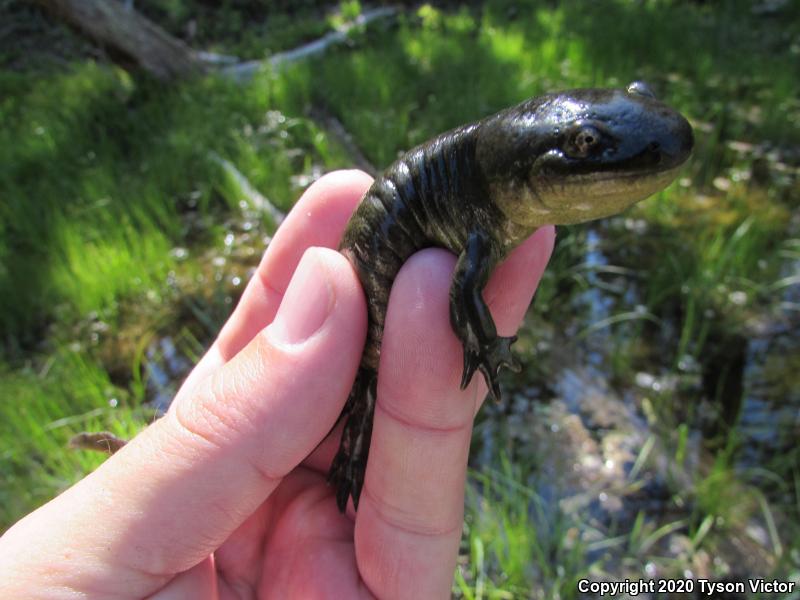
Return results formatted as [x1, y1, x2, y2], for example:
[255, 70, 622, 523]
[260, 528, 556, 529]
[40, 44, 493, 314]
[215, 467, 365, 598]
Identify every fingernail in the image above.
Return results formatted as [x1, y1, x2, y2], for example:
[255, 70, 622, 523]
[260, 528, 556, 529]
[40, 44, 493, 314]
[271, 249, 334, 344]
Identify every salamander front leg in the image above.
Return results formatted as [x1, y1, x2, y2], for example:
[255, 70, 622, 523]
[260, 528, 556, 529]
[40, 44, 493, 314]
[449, 230, 521, 403]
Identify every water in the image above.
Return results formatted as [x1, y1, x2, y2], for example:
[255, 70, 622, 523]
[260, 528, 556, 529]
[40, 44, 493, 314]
[471, 224, 799, 583]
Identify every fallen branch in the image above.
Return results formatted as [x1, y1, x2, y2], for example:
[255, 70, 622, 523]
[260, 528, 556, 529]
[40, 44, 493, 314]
[209, 152, 286, 225]
[34, 2, 396, 82]
[221, 7, 396, 82]
[195, 50, 240, 66]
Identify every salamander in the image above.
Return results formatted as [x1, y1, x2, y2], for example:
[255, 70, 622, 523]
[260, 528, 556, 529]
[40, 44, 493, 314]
[329, 81, 694, 512]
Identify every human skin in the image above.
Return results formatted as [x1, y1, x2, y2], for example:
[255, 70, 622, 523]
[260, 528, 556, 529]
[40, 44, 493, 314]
[0, 170, 554, 599]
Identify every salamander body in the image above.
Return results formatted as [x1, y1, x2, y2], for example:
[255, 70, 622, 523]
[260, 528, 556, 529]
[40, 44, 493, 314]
[329, 82, 694, 511]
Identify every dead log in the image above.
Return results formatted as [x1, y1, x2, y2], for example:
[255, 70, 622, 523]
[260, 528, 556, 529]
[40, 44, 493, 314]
[34, 0, 205, 80]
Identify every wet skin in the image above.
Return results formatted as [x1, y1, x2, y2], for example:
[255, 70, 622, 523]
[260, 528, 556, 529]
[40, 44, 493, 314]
[330, 82, 694, 512]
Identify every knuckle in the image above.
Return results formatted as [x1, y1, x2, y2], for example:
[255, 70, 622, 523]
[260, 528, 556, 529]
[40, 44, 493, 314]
[172, 370, 246, 454]
[362, 484, 462, 538]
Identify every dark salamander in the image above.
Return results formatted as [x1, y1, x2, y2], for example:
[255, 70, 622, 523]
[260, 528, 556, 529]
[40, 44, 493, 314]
[329, 82, 694, 512]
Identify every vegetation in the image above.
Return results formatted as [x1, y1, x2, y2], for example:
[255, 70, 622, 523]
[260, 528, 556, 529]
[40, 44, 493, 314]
[2, 0, 798, 596]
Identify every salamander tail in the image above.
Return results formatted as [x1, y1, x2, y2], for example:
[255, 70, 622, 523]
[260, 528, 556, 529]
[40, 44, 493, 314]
[328, 367, 377, 512]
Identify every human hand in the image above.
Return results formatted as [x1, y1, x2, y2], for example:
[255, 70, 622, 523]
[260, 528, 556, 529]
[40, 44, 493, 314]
[0, 170, 554, 599]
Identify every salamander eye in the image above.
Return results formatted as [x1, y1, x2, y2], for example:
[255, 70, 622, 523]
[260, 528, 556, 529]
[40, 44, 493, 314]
[566, 126, 602, 158]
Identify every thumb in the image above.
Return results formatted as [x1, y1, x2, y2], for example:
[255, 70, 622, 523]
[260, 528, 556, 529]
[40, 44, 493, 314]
[0, 248, 366, 597]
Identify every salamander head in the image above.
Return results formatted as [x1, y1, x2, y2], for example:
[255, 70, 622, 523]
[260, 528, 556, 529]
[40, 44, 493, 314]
[476, 82, 694, 228]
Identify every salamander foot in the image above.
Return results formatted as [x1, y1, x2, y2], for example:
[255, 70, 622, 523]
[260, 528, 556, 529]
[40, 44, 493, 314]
[459, 334, 521, 402]
[329, 437, 366, 512]
[327, 367, 376, 512]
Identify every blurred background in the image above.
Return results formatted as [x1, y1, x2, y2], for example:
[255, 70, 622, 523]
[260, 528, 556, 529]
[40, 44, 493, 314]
[1, 0, 798, 596]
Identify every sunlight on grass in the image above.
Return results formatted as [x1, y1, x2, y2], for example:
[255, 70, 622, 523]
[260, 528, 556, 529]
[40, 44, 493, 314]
[52, 222, 172, 317]
[0, 61, 353, 342]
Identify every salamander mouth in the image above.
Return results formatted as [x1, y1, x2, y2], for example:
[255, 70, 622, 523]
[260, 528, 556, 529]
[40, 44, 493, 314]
[570, 164, 680, 182]
[566, 162, 686, 188]
[529, 163, 685, 223]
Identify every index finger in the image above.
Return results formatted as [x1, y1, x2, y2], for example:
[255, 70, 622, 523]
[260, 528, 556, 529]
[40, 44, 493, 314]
[175, 169, 373, 402]
[216, 169, 373, 358]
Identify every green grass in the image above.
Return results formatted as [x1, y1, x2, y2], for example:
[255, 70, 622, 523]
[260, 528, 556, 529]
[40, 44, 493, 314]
[0, 63, 350, 345]
[0, 60, 351, 526]
[2, 0, 800, 593]
[0, 349, 147, 524]
[457, 458, 591, 599]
